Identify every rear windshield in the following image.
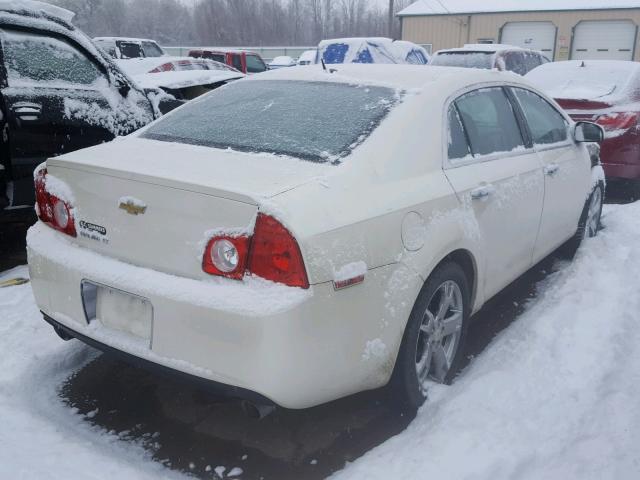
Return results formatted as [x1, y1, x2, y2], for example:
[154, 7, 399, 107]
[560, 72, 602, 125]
[142, 80, 400, 163]
[526, 62, 637, 100]
[117, 41, 143, 59]
[142, 41, 164, 58]
[431, 51, 494, 69]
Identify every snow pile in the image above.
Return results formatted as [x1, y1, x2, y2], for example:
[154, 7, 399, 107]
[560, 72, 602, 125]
[335, 203, 640, 480]
[0, 266, 187, 480]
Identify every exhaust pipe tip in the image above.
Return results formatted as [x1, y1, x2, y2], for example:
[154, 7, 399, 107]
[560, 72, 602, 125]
[240, 400, 275, 419]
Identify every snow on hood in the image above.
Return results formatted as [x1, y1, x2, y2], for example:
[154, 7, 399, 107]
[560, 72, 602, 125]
[0, 0, 74, 22]
[132, 70, 243, 90]
[526, 60, 640, 101]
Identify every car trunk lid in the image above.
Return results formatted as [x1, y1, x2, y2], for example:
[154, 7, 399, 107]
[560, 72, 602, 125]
[45, 137, 329, 279]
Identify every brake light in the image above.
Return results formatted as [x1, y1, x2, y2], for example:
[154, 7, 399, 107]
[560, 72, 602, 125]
[34, 168, 77, 237]
[203, 235, 250, 280]
[149, 62, 176, 73]
[596, 112, 639, 131]
[201, 214, 309, 289]
[248, 214, 309, 289]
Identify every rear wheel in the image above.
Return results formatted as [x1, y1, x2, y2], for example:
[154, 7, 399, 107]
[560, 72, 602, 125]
[391, 262, 470, 411]
[562, 181, 604, 257]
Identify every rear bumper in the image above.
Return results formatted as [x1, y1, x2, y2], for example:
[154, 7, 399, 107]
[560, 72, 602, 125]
[42, 312, 274, 406]
[27, 222, 418, 409]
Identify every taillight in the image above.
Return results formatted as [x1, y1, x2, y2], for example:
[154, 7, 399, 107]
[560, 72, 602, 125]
[149, 62, 176, 73]
[248, 214, 309, 289]
[201, 214, 309, 289]
[203, 235, 250, 280]
[34, 167, 76, 237]
[596, 112, 639, 131]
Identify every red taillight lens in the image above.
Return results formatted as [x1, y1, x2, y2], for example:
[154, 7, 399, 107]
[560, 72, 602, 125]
[203, 235, 250, 280]
[202, 214, 309, 289]
[596, 112, 639, 131]
[149, 62, 176, 73]
[34, 168, 76, 237]
[248, 214, 309, 289]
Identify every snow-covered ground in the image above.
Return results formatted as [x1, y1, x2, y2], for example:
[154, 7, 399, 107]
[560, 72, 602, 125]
[2, 202, 640, 479]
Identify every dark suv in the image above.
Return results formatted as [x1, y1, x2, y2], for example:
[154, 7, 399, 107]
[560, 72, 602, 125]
[431, 44, 549, 75]
[0, 4, 166, 223]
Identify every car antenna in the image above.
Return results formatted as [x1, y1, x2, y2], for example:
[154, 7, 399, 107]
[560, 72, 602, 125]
[320, 58, 338, 74]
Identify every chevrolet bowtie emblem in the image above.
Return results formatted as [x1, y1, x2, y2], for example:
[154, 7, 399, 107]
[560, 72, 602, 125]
[119, 199, 147, 215]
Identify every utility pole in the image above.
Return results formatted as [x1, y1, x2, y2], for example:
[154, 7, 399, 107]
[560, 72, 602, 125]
[388, 0, 395, 38]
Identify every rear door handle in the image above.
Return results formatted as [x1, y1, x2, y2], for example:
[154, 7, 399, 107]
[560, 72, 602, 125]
[471, 185, 494, 200]
[11, 102, 42, 121]
[544, 164, 560, 176]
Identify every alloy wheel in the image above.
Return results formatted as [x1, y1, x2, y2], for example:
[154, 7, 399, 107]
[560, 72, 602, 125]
[586, 187, 602, 238]
[415, 280, 464, 393]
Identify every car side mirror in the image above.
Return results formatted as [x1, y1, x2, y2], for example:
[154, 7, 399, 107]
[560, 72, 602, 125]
[574, 121, 604, 143]
[115, 79, 131, 98]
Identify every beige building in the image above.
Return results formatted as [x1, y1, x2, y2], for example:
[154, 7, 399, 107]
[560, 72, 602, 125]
[398, 0, 640, 61]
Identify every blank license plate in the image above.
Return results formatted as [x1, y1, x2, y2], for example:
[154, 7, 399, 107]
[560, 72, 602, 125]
[94, 285, 153, 341]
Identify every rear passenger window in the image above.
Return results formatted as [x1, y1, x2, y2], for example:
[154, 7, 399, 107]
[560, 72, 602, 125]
[503, 52, 527, 75]
[454, 87, 525, 156]
[231, 54, 243, 71]
[2, 29, 103, 86]
[512, 88, 568, 145]
[448, 105, 471, 160]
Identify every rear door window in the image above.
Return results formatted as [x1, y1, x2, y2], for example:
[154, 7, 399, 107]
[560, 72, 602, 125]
[448, 105, 471, 161]
[503, 52, 527, 75]
[246, 54, 267, 73]
[117, 41, 143, 59]
[2, 29, 104, 86]
[512, 88, 569, 145]
[142, 41, 164, 58]
[231, 54, 243, 71]
[454, 87, 525, 156]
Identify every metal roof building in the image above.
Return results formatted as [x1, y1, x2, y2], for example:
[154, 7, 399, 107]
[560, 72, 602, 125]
[398, 0, 640, 60]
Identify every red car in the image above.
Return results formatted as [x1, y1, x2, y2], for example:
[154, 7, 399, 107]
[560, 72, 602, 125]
[188, 48, 268, 74]
[527, 60, 640, 181]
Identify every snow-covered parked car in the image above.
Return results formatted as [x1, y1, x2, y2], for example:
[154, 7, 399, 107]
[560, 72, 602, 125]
[116, 56, 245, 103]
[318, 37, 430, 65]
[526, 60, 640, 183]
[93, 37, 167, 59]
[269, 55, 297, 69]
[28, 65, 604, 411]
[0, 1, 170, 223]
[431, 44, 549, 75]
[297, 49, 317, 66]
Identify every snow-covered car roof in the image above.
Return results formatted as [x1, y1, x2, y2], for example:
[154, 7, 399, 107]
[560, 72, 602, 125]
[94, 36, 159, 44]
[270, 55, 296, 67]
[298, 49, 317, 64]
[189, 47, 254, 54]
[115, 57, 238, 76]
[525, 60, 640, 102]
[398, 0, 640, 16]
[0, 0, 74, 23]
[244, 63, 534, 92]
[133, 70, 244, 90]
[437, 43, 526, 54]
[318, 37, 430, 65]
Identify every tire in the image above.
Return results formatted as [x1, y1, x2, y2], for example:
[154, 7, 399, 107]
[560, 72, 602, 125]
[562, 181, 604, 258]
[390, 261, 471, 411]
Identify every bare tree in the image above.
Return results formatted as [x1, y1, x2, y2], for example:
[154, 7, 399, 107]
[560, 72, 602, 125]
[52, 0, 404, 47]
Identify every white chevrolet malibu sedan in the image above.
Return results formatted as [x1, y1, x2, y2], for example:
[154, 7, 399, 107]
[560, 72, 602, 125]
[28, 65, 604, 410]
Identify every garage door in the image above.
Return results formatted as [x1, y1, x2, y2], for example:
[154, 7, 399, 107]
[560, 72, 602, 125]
[501, 22, 556, 59]
[571, 20, 637, 60]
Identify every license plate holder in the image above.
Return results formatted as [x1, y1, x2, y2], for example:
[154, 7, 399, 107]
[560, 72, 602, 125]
[81, 281, 153, 345]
